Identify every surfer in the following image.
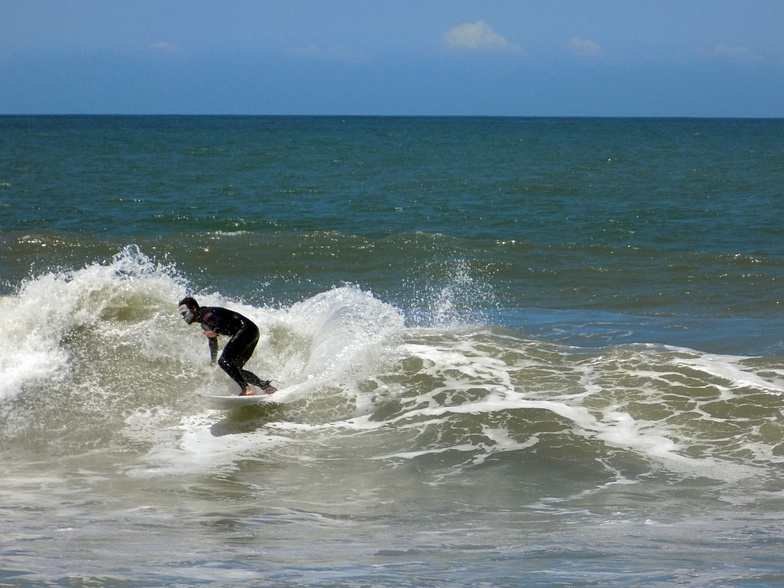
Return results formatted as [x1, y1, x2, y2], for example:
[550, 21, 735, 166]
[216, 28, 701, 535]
[178, 296, 276, 396]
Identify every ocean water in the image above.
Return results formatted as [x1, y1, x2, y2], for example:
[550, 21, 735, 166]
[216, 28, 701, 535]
[1, 115, 784, 587]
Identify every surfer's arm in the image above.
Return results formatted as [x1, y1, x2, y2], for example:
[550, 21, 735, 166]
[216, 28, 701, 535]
[207, 334, 218, 365]
[200, 312, 219, 364]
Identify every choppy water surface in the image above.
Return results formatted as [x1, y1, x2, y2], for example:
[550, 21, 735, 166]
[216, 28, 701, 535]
[1, 116, 784, 586]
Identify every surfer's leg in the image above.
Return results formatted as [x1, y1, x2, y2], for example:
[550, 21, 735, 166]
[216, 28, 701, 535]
[219, 326, 259, 392]
[232, 325, 275, 391]
[217, 354, 246, 391]
[240, 370, 275, 393]
[219, 324, 275, 394]
[239, 368, 265, 387]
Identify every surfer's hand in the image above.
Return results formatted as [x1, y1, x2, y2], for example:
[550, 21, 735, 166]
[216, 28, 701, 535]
[203, 330, 217, 338]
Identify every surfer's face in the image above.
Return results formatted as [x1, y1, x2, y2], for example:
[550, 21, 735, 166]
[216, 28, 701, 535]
[179, 304, 196, 324]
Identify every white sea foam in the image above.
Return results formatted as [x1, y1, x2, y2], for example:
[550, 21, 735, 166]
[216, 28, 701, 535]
[2, 246, 782, 488]
[0, 246, 185, 403]
[363, 334, 775, 483]
[672, 350, 784, 396]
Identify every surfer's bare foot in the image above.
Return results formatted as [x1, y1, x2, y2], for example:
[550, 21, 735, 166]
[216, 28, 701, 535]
[238, 387, 255, 397]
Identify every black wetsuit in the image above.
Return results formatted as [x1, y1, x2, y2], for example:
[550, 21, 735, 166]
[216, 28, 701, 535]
[199, 306, 267, 391]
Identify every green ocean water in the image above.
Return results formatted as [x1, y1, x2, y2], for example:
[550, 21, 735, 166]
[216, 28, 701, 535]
[1, 116, 784, 586]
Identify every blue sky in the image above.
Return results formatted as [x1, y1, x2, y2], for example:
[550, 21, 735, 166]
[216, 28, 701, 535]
[2, 1, 783, 117]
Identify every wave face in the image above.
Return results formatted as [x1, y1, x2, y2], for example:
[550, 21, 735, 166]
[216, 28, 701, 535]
[3, 247, 782, 485]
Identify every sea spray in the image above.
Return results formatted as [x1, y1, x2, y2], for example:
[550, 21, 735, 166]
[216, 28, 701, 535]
[403, 257, 499, 328]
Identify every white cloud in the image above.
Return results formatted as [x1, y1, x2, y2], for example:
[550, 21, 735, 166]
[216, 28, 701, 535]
[568, 37, 601, 58]
[444, 21, 520, 53]
[711, 44, 761, 63]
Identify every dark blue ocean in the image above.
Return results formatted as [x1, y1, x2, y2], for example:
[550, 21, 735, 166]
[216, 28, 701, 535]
[2, 116, 784, 586]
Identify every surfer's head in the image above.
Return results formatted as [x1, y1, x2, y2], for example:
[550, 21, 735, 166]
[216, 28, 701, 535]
[178, 296, 199, 324]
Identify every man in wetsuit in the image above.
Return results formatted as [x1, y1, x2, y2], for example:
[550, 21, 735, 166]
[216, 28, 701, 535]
[178, 296, 276, 396]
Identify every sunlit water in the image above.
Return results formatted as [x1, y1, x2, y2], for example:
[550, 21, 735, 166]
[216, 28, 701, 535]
[1, 116, 784, 586]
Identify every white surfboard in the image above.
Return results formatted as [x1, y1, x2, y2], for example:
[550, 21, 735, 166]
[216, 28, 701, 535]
[197, 392, 279, 410]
